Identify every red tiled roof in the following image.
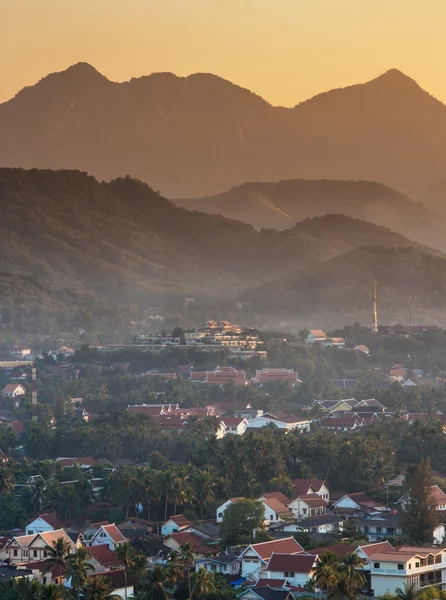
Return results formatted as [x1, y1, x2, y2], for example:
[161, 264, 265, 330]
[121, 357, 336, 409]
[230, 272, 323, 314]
[222, 417, 247, 427]
[169, 515, 194, 528]
[360, 541, 396, 557]
[101, 524, 126, 544]
[29, 513, 61, 529]
[268, 553, 316, 573]
[58, 457, 98, 466]
[309, 544, 356, 559]
[88, 544, 121, 568]
[88, 521, 112, 531]
[298, 494, 328, 508]
[25, 560, 68, 577]
[262, 497, 292, 516]
[251, 537, 303, 561]
[169, 531, 219, 555]
[339, 492, 375, 507]
[262, 492, 291, 505]
[9, 420, 24, 434]
[90, 568, 135, 589]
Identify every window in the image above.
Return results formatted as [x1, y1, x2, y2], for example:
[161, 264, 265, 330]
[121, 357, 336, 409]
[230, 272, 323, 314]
[28, 530, 33, 534]
[376, 527, 382, 534]
[270, 514, 274, 520]
[218, 513, 223, 518]
[33, 550, 37, 557]
[374, 563, 380, 569]
[44, 551, 47, 558]
[42, 577, 47, 585]
[302, 508, 307, 514]
[13, 550, 17, 557]
[364, 526, 369, 534]
[416, 562, 420, 568]
[23, 550, 28, 557]
[398, 564, 404, 570]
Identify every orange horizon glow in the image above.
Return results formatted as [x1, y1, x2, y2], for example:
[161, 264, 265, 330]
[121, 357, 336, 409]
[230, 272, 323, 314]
[1, 0, 445, 107]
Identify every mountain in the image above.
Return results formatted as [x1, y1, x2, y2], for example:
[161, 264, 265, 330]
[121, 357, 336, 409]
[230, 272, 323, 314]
[0, 169, 431, 330]
[175, 179, 446, 250]
[2, 65, 446, 199]
[242, 246, 446, 329]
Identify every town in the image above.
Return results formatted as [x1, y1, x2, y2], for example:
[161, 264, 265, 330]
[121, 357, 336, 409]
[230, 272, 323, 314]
[0, 320, 445, 598]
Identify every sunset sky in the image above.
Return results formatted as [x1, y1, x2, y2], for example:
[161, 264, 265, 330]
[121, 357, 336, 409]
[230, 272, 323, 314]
[2, 0, 445, 106]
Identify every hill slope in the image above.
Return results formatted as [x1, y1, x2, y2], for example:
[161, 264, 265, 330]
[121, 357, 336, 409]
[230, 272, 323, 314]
[0, 169, 429, 310]
[242, 247, 446, 328]
[2, 65, 446, 199]
[175, 179, 446, 250]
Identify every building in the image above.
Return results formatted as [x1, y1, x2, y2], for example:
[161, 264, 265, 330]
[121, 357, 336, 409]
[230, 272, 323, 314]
[5, 530, 76, 565]
[292, 479, 330, 502]
[90, 569, 135, 599]
[262, 552, 318, 587]
[163, 531, 219, 558]
[161, 515, 193, 537]
[221, 417, 249, 436]
[240, 538, 303, 579]
[332, 492, 386, 513]
[324, 338, 346, 349]
[306, 330, 328, 344]
[284, 514, 344, 535]
[26, 514, 62, 536]
[260, 497, 293, 523]
[2, 383, 26, 398]
[216, 498, 244, 523]
[320, 416, 366, 431]
[366, 546, 446, 595]
[90, 523, 126, 551]
[194, 554, 241, 576]
[247, 414, 311, 432]
[287, 494, 328, 520]
[252, 369, 301, 385]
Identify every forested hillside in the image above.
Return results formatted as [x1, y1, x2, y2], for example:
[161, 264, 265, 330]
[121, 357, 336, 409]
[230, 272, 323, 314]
[243, 247, 446, 327]
[176, 179, 446, 250]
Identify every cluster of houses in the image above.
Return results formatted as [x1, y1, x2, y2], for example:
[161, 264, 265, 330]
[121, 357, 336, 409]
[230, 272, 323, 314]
[127, 402, 311, 435]
[138, 366, 301, 386]
[305, 330, 346, 349]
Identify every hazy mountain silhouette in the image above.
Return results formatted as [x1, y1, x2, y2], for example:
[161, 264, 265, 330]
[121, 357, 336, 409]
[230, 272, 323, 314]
[2, 65, 446, 199]
[175, 179, 446, 250]
[0, 169, 429, 308]
[242, 246, 446, 328]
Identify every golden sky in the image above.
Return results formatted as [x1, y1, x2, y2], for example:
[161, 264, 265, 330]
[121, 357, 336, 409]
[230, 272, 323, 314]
[1, 0, 444, 106]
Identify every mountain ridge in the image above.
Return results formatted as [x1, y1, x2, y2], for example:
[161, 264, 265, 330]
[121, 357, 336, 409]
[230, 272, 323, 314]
[2, 64, 446, 198]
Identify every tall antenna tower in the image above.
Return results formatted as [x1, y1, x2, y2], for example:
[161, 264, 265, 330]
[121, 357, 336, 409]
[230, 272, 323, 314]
[32, 365, 37, 421]
[372, 283, 378, 333]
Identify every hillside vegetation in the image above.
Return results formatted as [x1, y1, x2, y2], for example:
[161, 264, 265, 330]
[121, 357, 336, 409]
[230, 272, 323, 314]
[243, 247, 446, 328]
[175, 179, 446, 251]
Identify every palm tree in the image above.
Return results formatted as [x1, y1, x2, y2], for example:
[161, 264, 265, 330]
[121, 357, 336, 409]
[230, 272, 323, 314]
[191, 567, 216, 599]
[145, 566, 172, 600]
[328, 574, 361, 600]
[82, 576, 122, 600]
[116, 541, 135, 600]
[180, 541, 195, 599]
[0, 468, 14, 494]
[341, 552, 366, 589]
[67, 547, 95, 599]
[1, 577, 42, 599]
[313, 551, 339, 594]
[44, 537, 73, 584]
[166, 550, 184, 586]
[192, 467, 217, 519]
[155, 467, 176, 521]
[40, 583, 70, 600]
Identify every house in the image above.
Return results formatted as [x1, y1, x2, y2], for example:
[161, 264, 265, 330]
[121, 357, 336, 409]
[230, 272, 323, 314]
[26, 514, 61, 536]
[292, 479, 330, 501]
[240, 537, 303, 578]
[399, 485, 446, 512]
[262, 552, 318, 587]
[252, 369, 301, 385]
[5, 529, 76, 565]
[388, 368, 407, 382]
[216, 498, 245, 523]
[284, 514, 344, 535]
[366, 545, 446, 595]
[324, 337, 346, 349]
[260, 497, 293, 523]
[87, 544, 122, 572]
[332, 492, 386, 513]
[90, 569, 135, 599]
[194, 554, 241, 576]
[313, 398, 357, 413]
[354, 345, 370, 355]
[163, 531, 219, 558]
[287, 494, 327, 520]
[402, 379, 417, 388]
[161, 514, 194, 536]
[246, 414, 311, 432]
[320, 416, 366, 431]
[306, 330, 328, 344]
[79, 521, 112, 545]
[90, 523, 126, 551]
[2, 384, 26, 398]
[237, 587, 294, 600]
[57, 457, 98, 468]
[222, 417, 249, 436]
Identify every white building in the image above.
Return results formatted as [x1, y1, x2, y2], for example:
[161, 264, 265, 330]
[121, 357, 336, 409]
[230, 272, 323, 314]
[240, 538, 303, 579]
[306, 330, 327, 344]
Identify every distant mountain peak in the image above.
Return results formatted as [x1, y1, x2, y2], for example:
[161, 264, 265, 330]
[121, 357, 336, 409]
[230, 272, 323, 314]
[367, 68, 422, 90]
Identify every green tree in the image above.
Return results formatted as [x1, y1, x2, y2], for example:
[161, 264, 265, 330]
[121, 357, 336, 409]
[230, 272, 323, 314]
[313, 551, 339, 594]
[180, 541, 195, 599]
[40, 583, 70, 600]
[166, 550, 184, 585]
[81, 575, 122, 599]
[44, 537, 73, 584]
[67, 547, 95, 600]
[191, 568, 216, 599]
[116, 541, 136, 600]
[220, 499, 264, 546]
[144, 566, 172, 600]
[400, 458, 440, 543]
